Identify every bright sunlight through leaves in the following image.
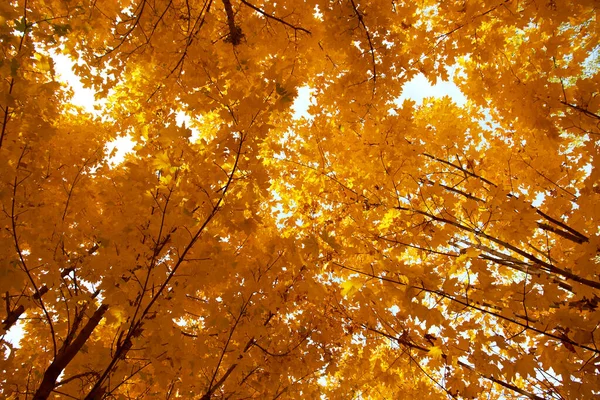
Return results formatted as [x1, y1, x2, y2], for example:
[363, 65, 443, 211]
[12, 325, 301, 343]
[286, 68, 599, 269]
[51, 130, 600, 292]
[1, 1, 599, 399]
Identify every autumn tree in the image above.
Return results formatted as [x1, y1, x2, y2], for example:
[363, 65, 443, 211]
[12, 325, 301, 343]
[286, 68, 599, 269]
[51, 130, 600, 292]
[1, 0, 599, 399]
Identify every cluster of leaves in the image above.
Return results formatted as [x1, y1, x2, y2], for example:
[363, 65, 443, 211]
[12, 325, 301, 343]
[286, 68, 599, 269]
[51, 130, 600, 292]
[1, 0, 598, 399]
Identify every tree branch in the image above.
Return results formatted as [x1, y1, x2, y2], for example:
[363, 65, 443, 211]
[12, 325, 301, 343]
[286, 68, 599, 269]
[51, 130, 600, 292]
[240, 0, 311, 34]
[394, 206, 600, 290]
[222, 0, 244, 45]
[85, 132, 246, 400]
[33, 304, 108, 400]
[349, 0, 377, 92]
[366, 326, 545, 400]
[3, 285, 48, 332]
[333, 261, 599, 354]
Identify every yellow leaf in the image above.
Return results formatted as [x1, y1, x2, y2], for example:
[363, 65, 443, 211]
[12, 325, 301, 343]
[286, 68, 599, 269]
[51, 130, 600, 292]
[428, 346, 444, 360]
[465, 247, 479, 258]
[341, 280, 363, 298]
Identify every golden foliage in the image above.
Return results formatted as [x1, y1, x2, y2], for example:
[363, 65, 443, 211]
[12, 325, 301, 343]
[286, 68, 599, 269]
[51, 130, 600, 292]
[1, 0, 599, 399]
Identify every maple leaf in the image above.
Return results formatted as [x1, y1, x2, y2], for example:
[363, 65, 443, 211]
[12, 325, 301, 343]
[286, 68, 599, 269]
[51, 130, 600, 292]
[428, 346, 444, 360]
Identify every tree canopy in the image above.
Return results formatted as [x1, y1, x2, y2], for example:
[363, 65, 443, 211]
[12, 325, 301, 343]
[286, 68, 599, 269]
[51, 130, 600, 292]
[1, 0, 599, 398]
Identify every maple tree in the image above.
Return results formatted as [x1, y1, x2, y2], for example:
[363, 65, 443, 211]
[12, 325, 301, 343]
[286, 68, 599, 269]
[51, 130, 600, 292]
[1, 0, 599, 398]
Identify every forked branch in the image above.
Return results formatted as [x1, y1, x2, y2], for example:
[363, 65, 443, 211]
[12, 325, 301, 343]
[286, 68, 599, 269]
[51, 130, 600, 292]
[33, 304, 109, 400]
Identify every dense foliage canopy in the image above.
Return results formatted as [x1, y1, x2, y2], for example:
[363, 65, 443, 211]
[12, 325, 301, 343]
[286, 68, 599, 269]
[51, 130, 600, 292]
[1, 0, 599, 398]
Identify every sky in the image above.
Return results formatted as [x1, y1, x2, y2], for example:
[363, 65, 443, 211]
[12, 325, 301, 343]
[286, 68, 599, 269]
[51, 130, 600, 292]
[52, 53, 467, 119]
[398, 72, 466, 106]
[293, 71, 467, 120]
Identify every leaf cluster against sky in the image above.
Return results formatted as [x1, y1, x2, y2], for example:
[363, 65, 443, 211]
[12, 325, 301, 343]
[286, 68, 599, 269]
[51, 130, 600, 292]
[1, 0, 599, 399]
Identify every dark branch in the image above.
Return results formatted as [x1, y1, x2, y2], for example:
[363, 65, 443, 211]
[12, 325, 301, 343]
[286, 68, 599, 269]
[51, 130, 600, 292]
[240, 0, 311, 35]
[3, 286, 48, 332]
[366, 326, 545, 400]
[349, 0, 377, 92]
[222, 0, 244, 45]
[33, 304, 108, 400]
